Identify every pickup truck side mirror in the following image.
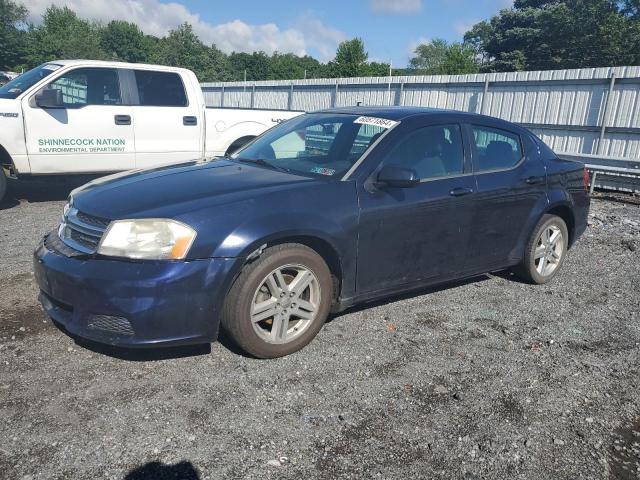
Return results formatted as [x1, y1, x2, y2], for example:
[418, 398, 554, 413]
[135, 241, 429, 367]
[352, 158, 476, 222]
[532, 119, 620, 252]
[375, 165, 420, 188]
[35, 88, 64, 109]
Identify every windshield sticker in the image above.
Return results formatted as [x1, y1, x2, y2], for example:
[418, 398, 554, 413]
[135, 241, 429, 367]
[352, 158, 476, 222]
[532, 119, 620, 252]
[42, 64, 61, 71]
[354, 116, 398, 129]
[310, 167, 336, 176]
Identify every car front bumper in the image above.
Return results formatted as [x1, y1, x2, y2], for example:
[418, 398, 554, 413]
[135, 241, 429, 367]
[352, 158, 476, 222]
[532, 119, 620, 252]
[33, 234, 237, 348]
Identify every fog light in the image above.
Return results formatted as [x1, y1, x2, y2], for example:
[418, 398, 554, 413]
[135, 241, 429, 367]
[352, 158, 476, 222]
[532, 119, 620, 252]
[87, 314, 134, 336]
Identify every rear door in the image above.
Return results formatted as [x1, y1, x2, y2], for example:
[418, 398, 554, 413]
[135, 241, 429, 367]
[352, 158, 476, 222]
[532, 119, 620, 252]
[129, 69, 202, 168]
[465, 124, 547, 271]
[23, 67, 135, 173]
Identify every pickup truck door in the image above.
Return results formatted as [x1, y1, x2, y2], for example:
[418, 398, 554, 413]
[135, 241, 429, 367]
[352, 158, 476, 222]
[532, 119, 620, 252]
[128, 69, 203, 168]
[22, 67, 135, 174]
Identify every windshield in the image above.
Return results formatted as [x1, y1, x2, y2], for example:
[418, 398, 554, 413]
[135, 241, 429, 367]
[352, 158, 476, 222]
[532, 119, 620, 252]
[0, 63, 62, 99]
[232, 113, 395, 179]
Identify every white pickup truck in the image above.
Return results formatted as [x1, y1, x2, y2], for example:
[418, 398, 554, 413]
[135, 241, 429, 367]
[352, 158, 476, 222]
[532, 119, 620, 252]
[0, 60, 302, 201]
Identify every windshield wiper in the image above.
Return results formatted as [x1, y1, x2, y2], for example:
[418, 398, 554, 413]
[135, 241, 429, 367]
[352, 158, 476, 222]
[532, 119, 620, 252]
[236, 158, 292, 174]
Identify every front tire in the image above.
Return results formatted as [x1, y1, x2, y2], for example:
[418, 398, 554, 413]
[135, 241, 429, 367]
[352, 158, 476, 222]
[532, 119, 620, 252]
[221, 244, 333, 358]
[513, 214, 569, 284]
[0, 168, 6, 204]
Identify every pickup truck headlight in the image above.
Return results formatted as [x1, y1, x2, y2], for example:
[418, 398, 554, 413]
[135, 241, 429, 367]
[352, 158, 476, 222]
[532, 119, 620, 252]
[97, 219, 197, 260]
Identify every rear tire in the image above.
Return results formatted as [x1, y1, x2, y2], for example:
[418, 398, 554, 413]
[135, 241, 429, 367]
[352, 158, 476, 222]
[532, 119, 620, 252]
[513, 214, 569, 284]
[221, 244, 333, 358]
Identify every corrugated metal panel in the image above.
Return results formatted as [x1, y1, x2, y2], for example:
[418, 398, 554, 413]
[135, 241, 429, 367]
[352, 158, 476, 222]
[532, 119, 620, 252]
[200, 65, 640, 167]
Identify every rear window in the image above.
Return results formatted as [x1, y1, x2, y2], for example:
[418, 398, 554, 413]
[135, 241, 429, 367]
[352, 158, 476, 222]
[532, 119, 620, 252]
[134, 70, 187, 107]
[472, 126, 523, 171]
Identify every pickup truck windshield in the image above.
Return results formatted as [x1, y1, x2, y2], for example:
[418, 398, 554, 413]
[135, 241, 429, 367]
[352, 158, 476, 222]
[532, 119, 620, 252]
[233, 113, 392, 179]
[0, 63, 61, 99]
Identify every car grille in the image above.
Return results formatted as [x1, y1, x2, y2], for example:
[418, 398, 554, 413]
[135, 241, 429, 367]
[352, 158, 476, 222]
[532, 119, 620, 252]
[58, 207, 110, 255]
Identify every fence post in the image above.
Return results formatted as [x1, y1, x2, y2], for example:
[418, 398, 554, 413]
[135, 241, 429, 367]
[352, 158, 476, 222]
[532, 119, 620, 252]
[597, 72, 617, 155]
[399, 81, 405, 106]
[480, 77, 490, 115]
[221, 85, 225, 108]
[333, 81, 339, 108]
[288, 82, 294, 110]
[250, 84, 255, 109]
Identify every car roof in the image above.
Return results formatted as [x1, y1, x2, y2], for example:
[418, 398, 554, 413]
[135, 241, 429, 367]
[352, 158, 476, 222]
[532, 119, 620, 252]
[315, 106, 531, 134]
[45, 59, 191, 73]
[316, 106, 449, 121]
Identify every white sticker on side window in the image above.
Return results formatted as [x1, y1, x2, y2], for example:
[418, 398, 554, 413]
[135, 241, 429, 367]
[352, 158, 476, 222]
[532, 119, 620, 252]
[354, 116, 398, 129]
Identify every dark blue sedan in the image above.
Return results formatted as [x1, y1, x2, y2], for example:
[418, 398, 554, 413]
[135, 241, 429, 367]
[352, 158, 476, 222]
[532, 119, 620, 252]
[34, 107, 590, 358]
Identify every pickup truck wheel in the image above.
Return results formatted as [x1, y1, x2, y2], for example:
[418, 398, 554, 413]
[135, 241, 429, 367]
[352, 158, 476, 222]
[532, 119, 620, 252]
[513, 214, 568, 284]
[221, 244, 332, 358]
[0, 168, 6, 204]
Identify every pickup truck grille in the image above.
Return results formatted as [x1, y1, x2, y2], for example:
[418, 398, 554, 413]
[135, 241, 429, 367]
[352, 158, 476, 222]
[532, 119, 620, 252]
[58, 208, 110, 254]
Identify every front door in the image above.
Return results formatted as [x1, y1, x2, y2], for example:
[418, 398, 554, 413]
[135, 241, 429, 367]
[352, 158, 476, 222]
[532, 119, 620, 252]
[23, 67, 135, 174]
[356, 123, 475, 295]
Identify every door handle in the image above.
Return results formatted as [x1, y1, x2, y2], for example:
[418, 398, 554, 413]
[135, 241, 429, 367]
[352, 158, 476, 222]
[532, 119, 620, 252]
[114, 115, 131, 125]
[183, 116, 197, 126]
[449, 187, 473, 197]
[524, 176, 544, 185]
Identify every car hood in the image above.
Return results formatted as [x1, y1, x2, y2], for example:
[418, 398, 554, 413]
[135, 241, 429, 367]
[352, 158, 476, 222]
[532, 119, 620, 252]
[72, 159, 318, 219]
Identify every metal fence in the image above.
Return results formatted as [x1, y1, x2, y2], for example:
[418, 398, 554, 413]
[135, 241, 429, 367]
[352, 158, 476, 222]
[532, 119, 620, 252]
[201, 66, 640, 191]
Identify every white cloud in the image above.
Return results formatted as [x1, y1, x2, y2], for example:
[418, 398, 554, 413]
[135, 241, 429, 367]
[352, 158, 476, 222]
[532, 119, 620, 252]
[370, 0, 422, 14]
[407, 36, 430, 56]
[21, 0, 345, 60]
[453, 18, 479, 36]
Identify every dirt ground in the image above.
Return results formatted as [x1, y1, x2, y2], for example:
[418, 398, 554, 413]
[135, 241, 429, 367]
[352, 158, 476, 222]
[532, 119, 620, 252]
[1, 179, 639, 480]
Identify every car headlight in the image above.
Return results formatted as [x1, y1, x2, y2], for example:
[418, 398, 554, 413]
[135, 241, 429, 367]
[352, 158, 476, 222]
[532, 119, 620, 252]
[97, 219, 197, 260]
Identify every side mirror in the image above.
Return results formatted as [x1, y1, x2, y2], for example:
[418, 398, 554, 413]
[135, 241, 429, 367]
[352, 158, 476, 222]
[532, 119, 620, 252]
[375, 165, 420, 188]
[35, 88, 64, 109]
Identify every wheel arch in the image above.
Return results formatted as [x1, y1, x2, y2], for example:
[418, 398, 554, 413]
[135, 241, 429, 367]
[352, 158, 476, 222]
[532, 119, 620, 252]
[0, 144, 14, 172]
[544, 203, 576, 247]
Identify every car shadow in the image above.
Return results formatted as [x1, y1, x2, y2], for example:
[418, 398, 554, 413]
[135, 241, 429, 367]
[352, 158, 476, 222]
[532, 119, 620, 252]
[328, 274, 492, 321]
[55, 274, 499, 361]
[124, 460, 201, 479]
[0, 175, 104, 208]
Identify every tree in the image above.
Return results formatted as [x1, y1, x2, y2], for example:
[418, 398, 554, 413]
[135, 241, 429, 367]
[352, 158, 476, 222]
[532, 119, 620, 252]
[464, 0, 640, 72]
[228, 51, 270, 81]
[26, 6, 106, 66]
[152, 23, 224, 81]
[409, 38, 480, 75]
[100, 21, 150, 63]
[0, 0, 28, 70]
[326, 38, 390, 77]
[327, 38, 369, 77]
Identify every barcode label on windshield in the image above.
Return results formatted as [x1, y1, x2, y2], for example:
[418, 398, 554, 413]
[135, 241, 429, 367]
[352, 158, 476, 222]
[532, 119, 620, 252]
[354, 116, 398, 129]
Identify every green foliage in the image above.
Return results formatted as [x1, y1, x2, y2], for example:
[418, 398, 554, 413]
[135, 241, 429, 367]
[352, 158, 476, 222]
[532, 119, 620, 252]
[465, 0, 640, 72]
[326, 38, 391, 77]
[0, 0, 28, 70]
[26, 6, 106, 66]
[409, 38, 480, 75]
[100, 21, 150, 63]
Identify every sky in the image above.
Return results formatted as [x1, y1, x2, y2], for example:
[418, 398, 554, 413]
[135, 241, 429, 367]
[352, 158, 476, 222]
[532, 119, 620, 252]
[20, 0, 515, 67]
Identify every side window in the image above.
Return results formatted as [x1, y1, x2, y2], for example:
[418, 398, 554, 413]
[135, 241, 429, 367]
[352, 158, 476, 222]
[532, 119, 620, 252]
[472, 126, 523, 171]
[134, 70, 187, 107]
[46, 68, 121, 107]
[381, 124, 464, 180]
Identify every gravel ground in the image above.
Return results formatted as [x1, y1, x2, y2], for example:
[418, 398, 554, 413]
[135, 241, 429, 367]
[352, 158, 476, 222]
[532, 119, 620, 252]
[1, 179, 639, 480]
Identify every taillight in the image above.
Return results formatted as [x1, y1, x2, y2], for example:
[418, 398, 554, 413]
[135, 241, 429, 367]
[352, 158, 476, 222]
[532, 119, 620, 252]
[583, 168, 590, 192]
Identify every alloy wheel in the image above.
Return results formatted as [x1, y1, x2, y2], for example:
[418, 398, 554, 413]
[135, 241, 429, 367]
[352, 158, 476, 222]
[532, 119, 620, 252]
[534, 225, 564, 277]
[250, 264, 321, 344]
